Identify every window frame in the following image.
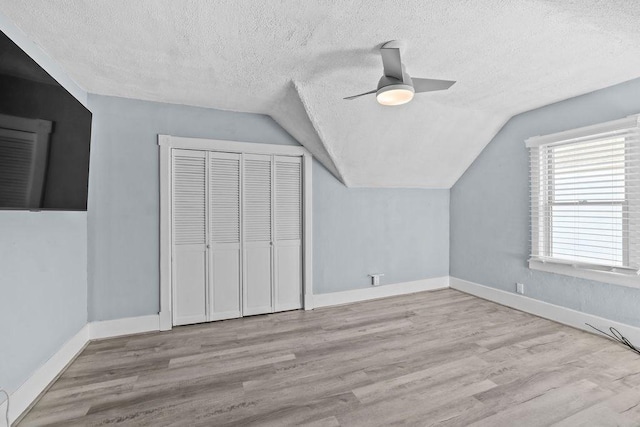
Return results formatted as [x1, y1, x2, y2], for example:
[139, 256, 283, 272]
[526, 115, 640, 289]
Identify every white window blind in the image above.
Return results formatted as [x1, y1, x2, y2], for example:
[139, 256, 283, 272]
[527, 115, 640, 274]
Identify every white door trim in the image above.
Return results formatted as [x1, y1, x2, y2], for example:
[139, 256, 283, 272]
[303, 153, 314, 310]
[158, 135, 313, 330]
[159, 136, 310, 156]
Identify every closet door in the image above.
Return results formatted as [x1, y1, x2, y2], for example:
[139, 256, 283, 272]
[243, 154, 273, 316]
[208, 152, 242, 321]
[172, 149, 208, 326]
[274, 156, 303, 311]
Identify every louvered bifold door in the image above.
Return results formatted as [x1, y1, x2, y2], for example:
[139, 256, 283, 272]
[242, 154, 274, 315]
[172, 149, 208, 326]
[208, 152, 242, 321]
[274, 156, 303, 311]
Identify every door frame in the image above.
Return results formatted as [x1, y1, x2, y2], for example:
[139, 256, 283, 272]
[158, 135, 313, 330]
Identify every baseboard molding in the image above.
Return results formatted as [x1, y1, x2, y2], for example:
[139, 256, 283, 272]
[1, 324, 89, 426]
[303, 294, 314, 311]
[450, 276, 640, 345]
[1, 315, 160, 426]
[89, 314, 160, 340]
[312, 276, 450, 309]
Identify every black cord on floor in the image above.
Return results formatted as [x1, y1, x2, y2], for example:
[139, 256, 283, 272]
[585, 323, 640, 356]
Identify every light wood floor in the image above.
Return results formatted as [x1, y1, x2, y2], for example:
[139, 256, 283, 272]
[19, 289, 640, 426]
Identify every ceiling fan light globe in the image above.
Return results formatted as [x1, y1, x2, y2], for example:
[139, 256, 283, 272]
[376, 84, 415, 106]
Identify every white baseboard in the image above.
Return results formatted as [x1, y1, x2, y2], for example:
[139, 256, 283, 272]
[303, 294, 314, 311]
[312, 276, 450, 309]
[89, 314, 160, 340]
[1, 315, 160, 426]
[450, 276, 640, 345]
[1, 324, 90, 426]
[159, 310, 172, 331]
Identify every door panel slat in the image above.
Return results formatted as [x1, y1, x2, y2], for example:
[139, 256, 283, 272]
[276, 159, 302, 241]
[173, 153, 206, 245]
[210, 156, 240, 244]
[244, 158, 272, 242]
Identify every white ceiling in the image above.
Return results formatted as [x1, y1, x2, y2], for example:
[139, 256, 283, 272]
[3, 1, 640, 188]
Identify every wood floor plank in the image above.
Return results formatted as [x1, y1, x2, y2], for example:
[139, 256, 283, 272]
[18, 289, 640, 426]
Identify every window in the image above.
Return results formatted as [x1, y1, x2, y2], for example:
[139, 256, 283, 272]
[527, 115, 640, 284]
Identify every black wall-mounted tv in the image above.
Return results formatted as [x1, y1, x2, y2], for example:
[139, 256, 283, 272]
[0, 30, 91, 211]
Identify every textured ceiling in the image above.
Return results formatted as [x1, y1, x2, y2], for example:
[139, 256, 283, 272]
[3, 1, 640, 187]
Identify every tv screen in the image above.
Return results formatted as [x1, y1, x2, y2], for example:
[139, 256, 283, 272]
[0, 30, 91, 211]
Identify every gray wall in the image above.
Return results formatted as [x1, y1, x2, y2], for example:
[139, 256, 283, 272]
[0, 211, 87, 394]
[314, 163, 449, 293]
[0, 15, 90, 399]
[450, 78, 640, 327]
[87, 94, 450, 320]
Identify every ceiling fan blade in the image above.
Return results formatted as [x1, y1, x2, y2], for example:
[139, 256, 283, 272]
[343, 89, 377, 100]
[380, 46, 404, 81]
[412, 78, 456, 93]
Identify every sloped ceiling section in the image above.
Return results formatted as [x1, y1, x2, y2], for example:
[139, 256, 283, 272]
[3, 1, 640, 188]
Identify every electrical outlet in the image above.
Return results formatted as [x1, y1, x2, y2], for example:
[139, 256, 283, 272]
[369, 273, 384, 286]
[516, 283, 525, 295]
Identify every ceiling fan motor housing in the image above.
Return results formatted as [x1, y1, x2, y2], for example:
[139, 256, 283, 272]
[377, 74, 414, 91]
[376, 75, 415, 106]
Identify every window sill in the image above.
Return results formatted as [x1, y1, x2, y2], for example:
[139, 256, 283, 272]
[529, 260, 640, 289]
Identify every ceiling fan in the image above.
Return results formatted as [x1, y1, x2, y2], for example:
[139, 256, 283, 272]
[344, 40, 455, 106]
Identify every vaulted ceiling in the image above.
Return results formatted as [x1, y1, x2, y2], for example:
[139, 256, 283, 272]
[3, 1, 640, 187]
